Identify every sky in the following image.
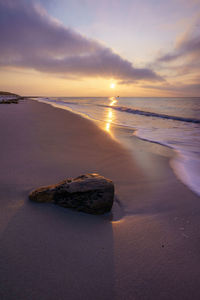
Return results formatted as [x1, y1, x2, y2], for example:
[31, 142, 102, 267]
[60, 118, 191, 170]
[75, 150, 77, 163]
[0, 0, 200, 96]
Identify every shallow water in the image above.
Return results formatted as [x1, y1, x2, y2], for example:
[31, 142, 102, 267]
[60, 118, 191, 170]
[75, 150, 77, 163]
[33, 96, 200, 196]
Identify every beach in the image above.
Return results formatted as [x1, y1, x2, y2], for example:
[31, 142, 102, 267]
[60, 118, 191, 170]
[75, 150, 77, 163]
[1, 99, 200, 300]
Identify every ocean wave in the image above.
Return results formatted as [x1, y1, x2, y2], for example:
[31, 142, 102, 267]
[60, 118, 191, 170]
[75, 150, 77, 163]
[100, 104, 200, 124]
[134, 128, 200, 196]
[170, 154, 200, 197]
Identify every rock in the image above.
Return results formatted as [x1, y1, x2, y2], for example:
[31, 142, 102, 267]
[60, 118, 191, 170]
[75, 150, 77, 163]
[29, 173, 114, 214]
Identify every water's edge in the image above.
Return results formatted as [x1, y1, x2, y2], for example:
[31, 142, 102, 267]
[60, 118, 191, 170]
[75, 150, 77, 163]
[31, 98, 200, 197]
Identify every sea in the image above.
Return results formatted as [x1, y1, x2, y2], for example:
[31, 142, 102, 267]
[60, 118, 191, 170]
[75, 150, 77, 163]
[33, 96, 200, 197]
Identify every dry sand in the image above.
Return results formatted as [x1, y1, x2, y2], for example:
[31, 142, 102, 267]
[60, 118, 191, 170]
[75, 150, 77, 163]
[0, 100, 200, 300]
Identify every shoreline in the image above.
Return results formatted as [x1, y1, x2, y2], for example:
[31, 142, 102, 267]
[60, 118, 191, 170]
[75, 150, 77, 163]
[34, 97, 175, 158]
[1, 99, 200, 299]
[34, 97, 198, 197]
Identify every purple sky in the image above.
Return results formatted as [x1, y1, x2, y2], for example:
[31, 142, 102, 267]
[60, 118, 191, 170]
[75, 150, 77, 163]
[0, 0, 200, 96]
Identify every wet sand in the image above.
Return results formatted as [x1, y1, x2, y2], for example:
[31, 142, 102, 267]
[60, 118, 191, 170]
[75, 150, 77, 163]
[0, 100, 200, 300]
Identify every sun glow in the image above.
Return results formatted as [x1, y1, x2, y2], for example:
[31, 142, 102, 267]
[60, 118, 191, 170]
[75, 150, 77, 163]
[110, 83, 115, 89]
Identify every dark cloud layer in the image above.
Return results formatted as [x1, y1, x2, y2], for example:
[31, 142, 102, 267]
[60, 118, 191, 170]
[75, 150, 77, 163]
[0, 0, 162, 83]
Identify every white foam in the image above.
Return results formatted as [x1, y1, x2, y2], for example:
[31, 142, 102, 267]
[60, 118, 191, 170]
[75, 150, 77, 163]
[170, 153, 200, 196]
[135, 128, 200, 197]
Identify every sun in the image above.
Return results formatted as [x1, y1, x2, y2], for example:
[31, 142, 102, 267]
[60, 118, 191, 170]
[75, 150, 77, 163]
[110, 83, 115, 89]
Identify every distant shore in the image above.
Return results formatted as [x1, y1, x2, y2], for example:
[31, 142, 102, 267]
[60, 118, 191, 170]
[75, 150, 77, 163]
[0, 91, 25, 104]
[1, 99, 200, 300]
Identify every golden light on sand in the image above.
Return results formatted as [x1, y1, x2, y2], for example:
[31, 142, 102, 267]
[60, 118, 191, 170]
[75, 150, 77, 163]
[110, 83, 115, 89]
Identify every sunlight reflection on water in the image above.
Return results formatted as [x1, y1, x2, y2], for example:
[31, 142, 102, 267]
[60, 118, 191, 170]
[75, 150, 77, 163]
[105, 97, 117, 133]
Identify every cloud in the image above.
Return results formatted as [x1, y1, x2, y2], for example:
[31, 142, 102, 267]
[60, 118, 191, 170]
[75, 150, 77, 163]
[154, 22, 200, 95]
[158, 25, 200, 63]
[143, 81, 200, 96]
[0, 0, 162, 83]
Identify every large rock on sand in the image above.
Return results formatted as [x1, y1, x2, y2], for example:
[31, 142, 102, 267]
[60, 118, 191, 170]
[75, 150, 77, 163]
[29, 173, 114, 214]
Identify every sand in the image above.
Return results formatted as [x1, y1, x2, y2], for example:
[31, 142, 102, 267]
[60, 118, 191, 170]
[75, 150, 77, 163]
[0, 100, 200, 300]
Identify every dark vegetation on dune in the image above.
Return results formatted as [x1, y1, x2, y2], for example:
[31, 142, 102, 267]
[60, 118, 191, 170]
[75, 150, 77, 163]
[0, 91, 24, 104]
[0, 91, 18, 96]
